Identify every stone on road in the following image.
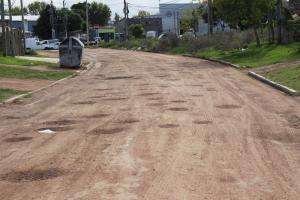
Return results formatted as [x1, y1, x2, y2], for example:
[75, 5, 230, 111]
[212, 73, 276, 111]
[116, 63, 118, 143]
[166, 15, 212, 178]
[0, 48, 299, 200]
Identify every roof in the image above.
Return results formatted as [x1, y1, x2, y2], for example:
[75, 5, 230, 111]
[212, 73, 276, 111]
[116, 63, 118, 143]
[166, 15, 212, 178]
[4, 15, 39, 22]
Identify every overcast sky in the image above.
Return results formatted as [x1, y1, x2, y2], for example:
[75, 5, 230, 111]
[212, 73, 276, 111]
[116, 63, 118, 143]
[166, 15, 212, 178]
[17, 0, 196, 17]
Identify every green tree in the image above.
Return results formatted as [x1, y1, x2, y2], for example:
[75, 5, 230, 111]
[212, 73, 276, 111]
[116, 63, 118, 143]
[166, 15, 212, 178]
[8, 6, 28, 15]
[28, 1, 47, 15]
[129, 24, 144, 38]
[71, 1, 111, 26]
[214, 0, 269, 47]
[134, 10, 151, 18]
[89, 2, 111, 26]
[33, 4, 53, 39]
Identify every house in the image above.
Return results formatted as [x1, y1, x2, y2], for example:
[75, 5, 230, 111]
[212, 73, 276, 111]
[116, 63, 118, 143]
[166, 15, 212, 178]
[116, 16, 162, 36]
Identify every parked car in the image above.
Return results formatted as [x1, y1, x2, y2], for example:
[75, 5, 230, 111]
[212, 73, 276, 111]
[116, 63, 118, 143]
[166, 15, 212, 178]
[25, 37, 43, 50]
[40, 39, 60, 50]
[146, 31, 158, 38]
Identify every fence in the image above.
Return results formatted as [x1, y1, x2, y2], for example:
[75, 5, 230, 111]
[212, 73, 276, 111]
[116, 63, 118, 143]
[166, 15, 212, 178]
[0, 27, 24, 56]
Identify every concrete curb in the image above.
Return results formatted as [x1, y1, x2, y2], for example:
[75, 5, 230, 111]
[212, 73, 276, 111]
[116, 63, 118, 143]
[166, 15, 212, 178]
[2, 61, 94, 104]
[182, 54, 243, 69]
[248, 71, 300, 96]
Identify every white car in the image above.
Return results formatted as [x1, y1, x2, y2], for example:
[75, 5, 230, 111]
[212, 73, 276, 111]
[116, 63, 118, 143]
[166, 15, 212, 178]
[40, 39, 60, 50]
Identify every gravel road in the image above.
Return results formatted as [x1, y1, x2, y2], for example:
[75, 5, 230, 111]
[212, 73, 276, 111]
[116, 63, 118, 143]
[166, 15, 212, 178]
[0, 48, 299, 200]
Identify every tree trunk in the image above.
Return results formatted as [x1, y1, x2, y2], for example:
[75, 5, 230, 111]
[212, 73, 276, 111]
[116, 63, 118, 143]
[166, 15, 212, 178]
[276, 0, 283, 44]
[254, 27, 261, 47]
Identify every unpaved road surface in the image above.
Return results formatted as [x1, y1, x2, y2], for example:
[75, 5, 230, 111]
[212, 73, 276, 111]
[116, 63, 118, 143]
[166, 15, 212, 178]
[0, 49, 299, 200]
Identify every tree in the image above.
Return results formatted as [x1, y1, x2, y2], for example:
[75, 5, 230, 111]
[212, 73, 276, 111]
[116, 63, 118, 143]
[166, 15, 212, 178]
[71, 1, 111, 26]
[134, 10, 151, 18]
[28, 1, 47, 15]
[214, 0, 269, 47]
[56, 9, 84, 34]
[8, 6, 28, 15]
[71, 2, 87, 20]
[33, 4, 53, 39]
[129, 24, 144, 38]
[114, 13, 121, 22]
[89, 2, 111, 26]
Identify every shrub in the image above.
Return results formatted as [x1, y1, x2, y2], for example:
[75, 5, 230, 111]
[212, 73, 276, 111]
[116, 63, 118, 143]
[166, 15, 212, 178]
[129, 24, 144, 38]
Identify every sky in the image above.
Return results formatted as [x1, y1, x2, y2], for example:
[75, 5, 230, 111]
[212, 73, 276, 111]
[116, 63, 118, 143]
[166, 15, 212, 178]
[17, 0, 195, 17]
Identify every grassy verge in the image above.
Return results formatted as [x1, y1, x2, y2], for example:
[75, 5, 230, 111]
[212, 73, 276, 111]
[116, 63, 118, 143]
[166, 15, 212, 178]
[0, 88, 27, 102]
[265, 65, 300, 91]
[196, 43, 300, 68]
[0, 65, 73, 80]
[0, 55, 57, 67]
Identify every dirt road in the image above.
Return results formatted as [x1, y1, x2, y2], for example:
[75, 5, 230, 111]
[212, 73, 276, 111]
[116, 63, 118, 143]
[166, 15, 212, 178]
[0, 48, 299, 200]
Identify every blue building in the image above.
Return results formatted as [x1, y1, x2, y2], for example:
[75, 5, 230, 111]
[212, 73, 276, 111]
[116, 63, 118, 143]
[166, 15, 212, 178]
[4, 15, 39, 34]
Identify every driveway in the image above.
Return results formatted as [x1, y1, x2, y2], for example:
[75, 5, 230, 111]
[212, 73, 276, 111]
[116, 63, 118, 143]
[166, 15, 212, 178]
[0, 48, 299, 200]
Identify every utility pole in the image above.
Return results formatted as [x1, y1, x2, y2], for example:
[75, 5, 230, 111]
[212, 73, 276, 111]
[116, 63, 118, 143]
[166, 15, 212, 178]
[50, 0, 55, 39]
[20, 0, 26, 53]
[123, 0, 129, 40]
[86, 0, 89, 44]
[207, 0, 213, 37]
[63, 0, 68, 38]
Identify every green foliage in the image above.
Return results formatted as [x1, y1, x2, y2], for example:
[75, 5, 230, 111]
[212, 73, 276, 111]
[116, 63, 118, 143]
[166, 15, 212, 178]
[9, 6, 28, 15]
[0, 88, 26, 102]
[266, 65, 300, 91]
[0, 66, 74, 80]
[129, 24, 144, 38]
[0, 55, 56, 67]
[134, 10, 151, 18]
[33, 4, 53, 40]
[196, 42, 300, 68]
[71, 2, 111, 26]
[28, 1, 47, 15]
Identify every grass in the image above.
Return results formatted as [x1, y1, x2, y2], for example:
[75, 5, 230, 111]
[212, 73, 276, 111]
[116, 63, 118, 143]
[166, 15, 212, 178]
[0, 88, 27, 102]
[265, 65, 300, 91]
[196, 42, 300, 68]
[0, 55, 57, 67]
[0, 65, 74, 80]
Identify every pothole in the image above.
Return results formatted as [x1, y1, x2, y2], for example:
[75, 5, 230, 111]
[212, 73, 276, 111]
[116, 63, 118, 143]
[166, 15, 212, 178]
[73, 101, 97, 105]
[89, 127, 126, 135]
[44, 119, 79, 126]
[193, 120, 213, 125]
[286, 115, 300, 129]
[215, 105, 241, 109]
[147, 103, 167, 107]
[138, 92, 160, 97]
[3, 137, 33, 143]
[116, 118, 140, 124]
[0, 168, 67, 182]
[207, 88, 217, 91]
[171, 100, 187, 103]
[159, 124, 179, 129]
[167, 107, 189, 111]
[102, 97, 128, 101]
[105, 76, 134, 80]
[84, 114, 110, 119]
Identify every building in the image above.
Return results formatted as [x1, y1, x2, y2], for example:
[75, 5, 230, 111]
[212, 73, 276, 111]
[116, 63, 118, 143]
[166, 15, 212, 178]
[159, 3, 199, 35]
[116, 16, 162, 36]
[4, 15, 39, 33]
[159, 3, 230, 36]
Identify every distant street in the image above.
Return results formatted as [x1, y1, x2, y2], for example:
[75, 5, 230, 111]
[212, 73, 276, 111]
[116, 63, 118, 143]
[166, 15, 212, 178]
[0, 48, 299, 199]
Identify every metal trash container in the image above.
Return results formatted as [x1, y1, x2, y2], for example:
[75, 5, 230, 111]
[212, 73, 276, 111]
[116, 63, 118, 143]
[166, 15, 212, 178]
[59, 37, 84, 68]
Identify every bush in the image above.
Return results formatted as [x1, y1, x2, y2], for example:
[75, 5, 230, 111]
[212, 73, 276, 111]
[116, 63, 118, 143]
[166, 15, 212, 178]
[129, 24, 144, 38]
